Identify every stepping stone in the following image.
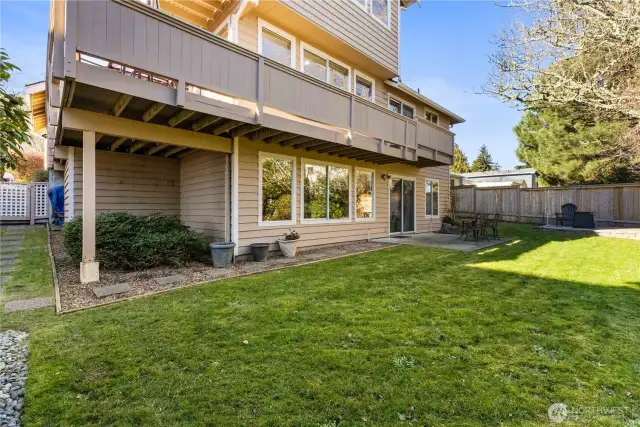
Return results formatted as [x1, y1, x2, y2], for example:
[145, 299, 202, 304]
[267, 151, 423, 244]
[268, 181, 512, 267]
[0, 247, 21, 254]
[0, 276, 8, 284]
[0, 255, 18, 261]
[4, 297, 52, 313]
[0, 259, 17, 266]
[154, 274, 186, 286]
[92, 283, 131, 298]
[6, 225, 25, 230]
[0, 266, 15, 273]
[4, 232, 24, 237]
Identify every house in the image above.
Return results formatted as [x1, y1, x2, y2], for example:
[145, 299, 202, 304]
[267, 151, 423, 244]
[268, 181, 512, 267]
[38, 0, 465, 283]
[451, 169, 538, 188]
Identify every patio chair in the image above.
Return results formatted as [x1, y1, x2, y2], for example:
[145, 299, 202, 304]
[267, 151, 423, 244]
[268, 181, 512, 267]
[555, 203, 577, 226]
[487, 213, 500, 239]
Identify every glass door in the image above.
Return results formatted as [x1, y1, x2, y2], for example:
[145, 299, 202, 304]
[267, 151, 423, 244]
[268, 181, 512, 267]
[402, 180, 415, 232]
[389, 179, 402, 233]
[389, 179, 415, 234]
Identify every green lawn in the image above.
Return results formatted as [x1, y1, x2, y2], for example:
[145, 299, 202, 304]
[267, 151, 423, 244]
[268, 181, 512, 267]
[0, 227, 52, 303]
[4, 224, 640, 426]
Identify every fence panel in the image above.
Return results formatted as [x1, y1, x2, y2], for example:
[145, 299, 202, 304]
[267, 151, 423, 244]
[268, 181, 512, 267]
[453, 183, 640, 226]
[0, 183, 49, 223]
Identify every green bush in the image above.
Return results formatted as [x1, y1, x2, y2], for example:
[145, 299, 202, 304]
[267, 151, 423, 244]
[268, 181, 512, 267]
[31, 168, 49, 182]
[62, 213, 207, 270]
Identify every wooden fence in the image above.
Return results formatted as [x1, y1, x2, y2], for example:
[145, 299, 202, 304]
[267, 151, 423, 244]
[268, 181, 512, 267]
[452, 183, 640, 226]
[0, 183, 49, 225]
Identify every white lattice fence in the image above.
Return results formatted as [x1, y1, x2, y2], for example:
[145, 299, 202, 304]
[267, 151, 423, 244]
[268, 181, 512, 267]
[33, 183, 49, 219]
[0, 184, 29, 220]
[0, 182, 49, 223]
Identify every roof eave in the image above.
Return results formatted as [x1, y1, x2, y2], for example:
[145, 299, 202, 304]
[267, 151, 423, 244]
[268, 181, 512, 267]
[384, 80, 465, 124]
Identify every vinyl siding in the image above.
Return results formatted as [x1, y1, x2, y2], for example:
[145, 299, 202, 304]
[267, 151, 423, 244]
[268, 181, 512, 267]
[280, 0, 399, 74]
[71, 150, 181, 216]
[180, 151, 229, 242]
[237, 136, 450, 256]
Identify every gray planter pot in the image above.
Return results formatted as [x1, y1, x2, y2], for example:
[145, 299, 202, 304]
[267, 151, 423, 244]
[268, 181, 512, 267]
[249, 243, 269, 262]
[278, 239, 299, 258]
[209, 242, 236, 268]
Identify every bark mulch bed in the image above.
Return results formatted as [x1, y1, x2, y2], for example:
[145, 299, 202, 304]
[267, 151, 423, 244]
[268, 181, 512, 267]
[50, 231, 394, 312]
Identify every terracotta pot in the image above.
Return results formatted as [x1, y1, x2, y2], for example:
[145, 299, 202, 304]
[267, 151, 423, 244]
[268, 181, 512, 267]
[278, 239, 299, 258]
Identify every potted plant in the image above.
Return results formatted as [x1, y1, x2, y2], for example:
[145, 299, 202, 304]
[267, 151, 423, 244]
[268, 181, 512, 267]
[278, 229, 300, 258]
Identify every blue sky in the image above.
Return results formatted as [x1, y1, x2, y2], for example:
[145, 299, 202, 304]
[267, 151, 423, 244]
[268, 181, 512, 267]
[1, 0, 523, 168]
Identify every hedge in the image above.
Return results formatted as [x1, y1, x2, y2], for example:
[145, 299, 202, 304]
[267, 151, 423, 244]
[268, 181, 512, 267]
[62, 213, 207, 270]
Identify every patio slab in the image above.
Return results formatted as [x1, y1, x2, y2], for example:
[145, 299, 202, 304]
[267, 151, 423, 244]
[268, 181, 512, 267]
[373, 233, 513, 252]
[541, 225, 640, 240]
[154, 274, 187, 286]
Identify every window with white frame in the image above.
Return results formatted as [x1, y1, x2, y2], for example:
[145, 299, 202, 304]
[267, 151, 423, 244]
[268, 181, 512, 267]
[260, 153, 295, 224]
[425, 179, 439, 217]
[258, 20, 296, 68]
[300, 43, 350, 91]
[354, 71, 375, 102]
[425, 110, 439, 125]
[351, 0, 390, 27]
[303, 160, 350, 220]
[389, 98, 415, 119]
[355, 169, 374, 219]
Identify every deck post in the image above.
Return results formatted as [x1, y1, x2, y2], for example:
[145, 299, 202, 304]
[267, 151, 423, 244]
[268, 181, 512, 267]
[80, 130, 99, 283]
[231, 137, 240, 256]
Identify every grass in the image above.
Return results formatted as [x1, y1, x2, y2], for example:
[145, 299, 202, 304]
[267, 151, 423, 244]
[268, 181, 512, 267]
[3, 224, 640, 426]
[0, 227, 52, 303]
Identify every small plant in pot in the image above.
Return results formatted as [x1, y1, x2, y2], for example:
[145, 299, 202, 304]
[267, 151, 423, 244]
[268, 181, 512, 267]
[278, 229, 300, 258]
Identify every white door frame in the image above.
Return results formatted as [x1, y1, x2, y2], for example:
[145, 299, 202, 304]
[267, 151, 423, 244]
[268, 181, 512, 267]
[388, 176, 417, 236]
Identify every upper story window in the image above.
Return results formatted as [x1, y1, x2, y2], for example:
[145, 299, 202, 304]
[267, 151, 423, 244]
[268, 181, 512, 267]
[425, 110, 439, 125]
[300, 43, 351, 91]
[258, 19, 296, 68]
[354, 71, 375, 102]
[351, 0, 391, 27]
[389, 98, 415, 119]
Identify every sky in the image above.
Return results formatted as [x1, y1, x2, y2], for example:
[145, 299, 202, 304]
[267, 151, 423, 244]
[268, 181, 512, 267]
[1, 0, 524, 169]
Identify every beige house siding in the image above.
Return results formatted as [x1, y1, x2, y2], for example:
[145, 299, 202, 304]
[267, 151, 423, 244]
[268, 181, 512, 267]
[71, 150, 181, 216]
[236, 137, 450, 256]
[180, 151, 229, 242]
[280, 0, 399, 74]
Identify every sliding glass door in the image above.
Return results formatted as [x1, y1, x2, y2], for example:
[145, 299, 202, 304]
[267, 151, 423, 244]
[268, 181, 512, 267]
[389, 178, 415, 234]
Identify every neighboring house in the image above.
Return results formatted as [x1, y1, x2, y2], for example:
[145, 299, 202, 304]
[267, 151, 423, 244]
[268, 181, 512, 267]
[451, 169, 538, 188]
[37, 0, 465, 283]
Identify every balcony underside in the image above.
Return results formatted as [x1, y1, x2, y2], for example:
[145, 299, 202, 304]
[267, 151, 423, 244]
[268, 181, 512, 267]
[58, 81, 448, 167]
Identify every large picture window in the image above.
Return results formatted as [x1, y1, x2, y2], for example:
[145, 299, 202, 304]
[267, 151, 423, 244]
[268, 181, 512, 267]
[258, 19, 296, 68]
[355, 169, 374, 219]
[425, 179, 439, 217]
[303, 161, 350, 221]
[260, 153, 295, 225]
[300, 43, 351, 91]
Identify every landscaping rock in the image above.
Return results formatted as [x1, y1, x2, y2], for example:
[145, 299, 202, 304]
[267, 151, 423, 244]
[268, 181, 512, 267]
[4, 297, 52, 313]
[0, 330, 28, 427]
[154, 275, 186, 286]
[92, 283, 131, 298]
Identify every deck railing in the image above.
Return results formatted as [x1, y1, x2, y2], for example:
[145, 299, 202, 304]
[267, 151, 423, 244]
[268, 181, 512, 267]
[51, 0, 454, 162]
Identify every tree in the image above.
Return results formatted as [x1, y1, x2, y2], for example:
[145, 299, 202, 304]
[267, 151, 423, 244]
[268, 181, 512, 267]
[11, 152, 44, 182]
[484, 1, 640, 123]
[470, 145, 499, 172]
[514, 109, 638, 186]
[0, 49, 31, 176]
[452, 143, 471, 173]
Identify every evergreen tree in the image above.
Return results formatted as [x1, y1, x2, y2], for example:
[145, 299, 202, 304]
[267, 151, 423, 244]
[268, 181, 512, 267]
[452, 143, 471, 173]
[514, 110, 638, 186]
[470, 145, 499, 172]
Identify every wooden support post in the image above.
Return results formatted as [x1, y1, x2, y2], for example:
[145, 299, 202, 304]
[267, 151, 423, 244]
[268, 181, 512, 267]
[516, 188, 522, 223]
[472, 187, 477, 217]
[64, 0, 78, 79]
[256, 57, 264, 124]
[80, 130, 99, 283]
[176, 80, 185, 107]
[231, 137, 239, 256]
[29, 184, 35, 226]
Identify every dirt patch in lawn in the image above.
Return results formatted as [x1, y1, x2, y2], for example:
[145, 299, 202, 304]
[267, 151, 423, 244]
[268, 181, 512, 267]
[50, 231, 394, 312]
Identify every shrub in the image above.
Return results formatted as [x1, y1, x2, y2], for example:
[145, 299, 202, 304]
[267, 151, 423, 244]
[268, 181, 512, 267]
[62, 213, 207, 270]
[31, 168, 49, 182]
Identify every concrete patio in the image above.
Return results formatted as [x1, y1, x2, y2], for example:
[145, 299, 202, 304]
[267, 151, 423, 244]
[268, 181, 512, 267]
[541, 225, 640, 240]
[373, 233, 513, 252]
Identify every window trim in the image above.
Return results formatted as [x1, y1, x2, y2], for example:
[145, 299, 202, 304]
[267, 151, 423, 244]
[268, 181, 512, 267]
[353, 70, 376, 102]
[354, 167, 376, 222]
[425, 108, 440, 126]
[300, 157, 353, 224]
[299, 42, 352, 92]
[258, 152, 297, 227]
[257, 18, 296, 68]
[424, 178, 440, 218]
[388, 97, 416, 119]
[350, 0, 391, 28]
